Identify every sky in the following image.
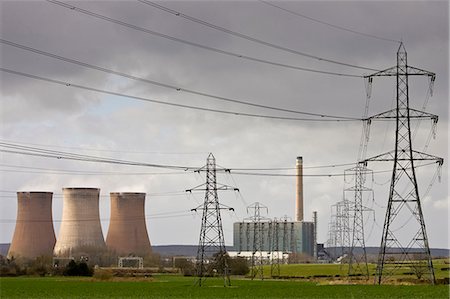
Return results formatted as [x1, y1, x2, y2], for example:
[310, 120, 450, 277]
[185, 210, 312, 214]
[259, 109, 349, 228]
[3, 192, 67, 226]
[0, 0, 448, 250]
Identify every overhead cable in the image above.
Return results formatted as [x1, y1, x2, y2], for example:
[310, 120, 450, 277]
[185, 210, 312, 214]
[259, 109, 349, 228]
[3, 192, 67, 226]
[0, 143, 438, 178]
[0, 163, 187, 176]
[0, 67, 361, 122]
[230, 161, 437, 177]
[137, 0, 379, 72]
[0, 190, 188, 198]
[46, 0, 364, 77]
[0, 39, 360, 119]
[259, 0, 400, 44]
[0, 141, 199, 171]
[1, 139, 361, 171]
[0, 138, 205, 155]
[0, 210, 195, 223]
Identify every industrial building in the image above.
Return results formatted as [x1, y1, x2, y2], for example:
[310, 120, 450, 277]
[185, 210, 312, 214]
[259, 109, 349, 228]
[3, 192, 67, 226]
[106, 192, 152, 256]
[54, 188, 106, 256]
[232, 220, 315, 256]
[8, 192, 56, 259]
[232, 157, 317, 258]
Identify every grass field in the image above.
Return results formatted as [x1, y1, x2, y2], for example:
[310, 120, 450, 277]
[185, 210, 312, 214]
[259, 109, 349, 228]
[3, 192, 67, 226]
[262, 259, 450, 280]
[1, 274, 449, 299]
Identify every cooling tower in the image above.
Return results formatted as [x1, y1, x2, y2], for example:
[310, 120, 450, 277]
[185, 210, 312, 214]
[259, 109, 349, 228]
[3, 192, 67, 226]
[106, 192, 152, 256]
[7, 192, 56, 259]
[295, 156, 304, 222]
[54, 188, 106, 256]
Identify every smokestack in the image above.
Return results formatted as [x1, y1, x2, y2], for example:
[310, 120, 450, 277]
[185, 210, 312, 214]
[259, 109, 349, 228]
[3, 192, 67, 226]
[8, 192, 56, 259]
[106, 192, 152, 256]
[295, 156, 303, 222]
[54, 188, 106, 256]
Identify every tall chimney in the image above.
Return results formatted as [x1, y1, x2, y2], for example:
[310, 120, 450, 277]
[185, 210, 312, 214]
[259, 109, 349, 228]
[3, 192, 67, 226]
[296, 156, 303, 222]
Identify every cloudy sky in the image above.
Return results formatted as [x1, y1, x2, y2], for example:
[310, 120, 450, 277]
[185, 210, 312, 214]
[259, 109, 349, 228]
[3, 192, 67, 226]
[0, 1, 448, 250]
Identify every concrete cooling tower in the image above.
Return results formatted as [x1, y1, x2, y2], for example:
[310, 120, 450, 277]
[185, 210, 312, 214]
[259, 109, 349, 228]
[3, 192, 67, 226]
[106, 192, 152, 256]
[54, 188, 106, 256]
[8, 192, 56, 259]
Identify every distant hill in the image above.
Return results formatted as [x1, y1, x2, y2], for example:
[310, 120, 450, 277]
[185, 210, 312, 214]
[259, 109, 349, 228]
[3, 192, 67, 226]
[0, 243, 10, 256]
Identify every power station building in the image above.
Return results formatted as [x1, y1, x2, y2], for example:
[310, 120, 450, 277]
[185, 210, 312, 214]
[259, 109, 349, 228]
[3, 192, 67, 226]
[8, 192, 56, 259]
[232, 157, 317, 258]
[232, 220, 315, 256]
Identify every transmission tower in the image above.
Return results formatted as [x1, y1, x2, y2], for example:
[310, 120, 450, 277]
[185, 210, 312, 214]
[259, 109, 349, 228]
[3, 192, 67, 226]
[246, 202, 269, 280]
[187, 153, 238, 286]
[326, 211, 338, 260]
[335, 199, 352, 261]
[345, 165, 374, 280]
[363, 43, 443, 284]
[270, 217, 281, 277]
[281, 215, 291, 264]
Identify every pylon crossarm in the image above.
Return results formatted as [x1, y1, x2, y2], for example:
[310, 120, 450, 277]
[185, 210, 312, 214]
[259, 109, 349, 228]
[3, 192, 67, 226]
[364, 65, 435, 78]
[364, 66, 397, 78]
[367, 108, 438, 121]
[405, 66, 435, 77]
[186, 182, 207, 192]
[409, 151, 444, 164]
[363, 150, 443, 163]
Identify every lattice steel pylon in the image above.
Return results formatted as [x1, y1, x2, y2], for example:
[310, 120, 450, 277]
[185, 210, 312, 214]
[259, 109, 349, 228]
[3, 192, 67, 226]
[326, 199, 351, 262]
[363, 43, 443, 284]
[345, 165, 374, 280]
[246, 202, 269, 280]
[187, 153, 237, 287]
[270, 217, 281, 277]
[336, 199, 352, 261]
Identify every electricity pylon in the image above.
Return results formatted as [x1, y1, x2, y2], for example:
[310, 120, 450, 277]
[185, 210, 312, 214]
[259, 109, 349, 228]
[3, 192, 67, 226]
[246, 202, 269, 280]
[326, 199, 351, 262]
[187, 153, 238, 286]
[270, 217, 281, 277]
[363, 43, 443, 284]
[345, 165, 374, 280]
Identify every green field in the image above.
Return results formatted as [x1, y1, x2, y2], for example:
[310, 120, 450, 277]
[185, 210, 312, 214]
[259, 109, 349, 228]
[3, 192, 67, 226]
[1, 275, 449, 299]
[1, 260, 449, 298]
[262, 259, 450, 280]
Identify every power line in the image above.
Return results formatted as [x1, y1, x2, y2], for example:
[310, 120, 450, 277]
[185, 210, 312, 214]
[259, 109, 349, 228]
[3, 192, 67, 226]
[0, 139, 360, 170]
[224, 161, 357, 171]
[137, 0, 380, 72]
[0, 210, 196, 223]
[0, 163, 188, 176]
[0, 138, 205, 155]
[0, 142, 368, 175]
[230, 161, 437, 177]
[0, 139, 367, 171]
[0, 138, 370, 171]
[0, 190, 188, 198]
[1, 142, 438, 178]
[0, 67, 361, 122]
[259, 1, 400, 44]
[0, 39, 360, 119]
[46, 0, 364, 77]
[0, 141, 199, 171]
